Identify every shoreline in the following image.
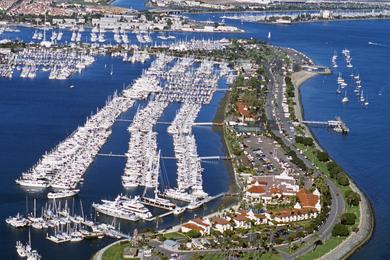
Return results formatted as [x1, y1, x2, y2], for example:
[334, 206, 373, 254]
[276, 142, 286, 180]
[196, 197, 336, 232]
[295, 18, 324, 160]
[228, 16, 390, 25]
[291, 62, 374, 259]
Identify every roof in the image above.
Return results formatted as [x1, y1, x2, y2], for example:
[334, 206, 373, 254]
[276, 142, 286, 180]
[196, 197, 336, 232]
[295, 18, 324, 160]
[296, 188, 319, 209]
[236, 101, 255, 119]
[255, 214, 266, 219]
[233, 214, 249, 222]
[182, 223, 204, 233]
[191, 218, 209, 227]
[271, 187, 283, 194]
[164, 239, 179, 247]
[273, 208, 311, 218]
[210, 217, 230, 225]
[247, 185, 266, 194]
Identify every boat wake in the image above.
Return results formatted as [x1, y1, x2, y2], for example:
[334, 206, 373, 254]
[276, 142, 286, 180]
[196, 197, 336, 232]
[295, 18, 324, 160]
[368, 41, 390, 48]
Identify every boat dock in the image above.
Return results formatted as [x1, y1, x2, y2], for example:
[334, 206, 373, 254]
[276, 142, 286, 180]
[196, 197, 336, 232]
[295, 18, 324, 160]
[117, 119, 223, 127]
[145, 193, 225, 222]
[97, 153, 231, 160]
[302, 116, 349, 134]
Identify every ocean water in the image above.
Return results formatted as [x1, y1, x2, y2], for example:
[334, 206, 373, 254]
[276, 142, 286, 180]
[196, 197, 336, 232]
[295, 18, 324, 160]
[1, 7, 389, 259]
[111, 0, 147, 10]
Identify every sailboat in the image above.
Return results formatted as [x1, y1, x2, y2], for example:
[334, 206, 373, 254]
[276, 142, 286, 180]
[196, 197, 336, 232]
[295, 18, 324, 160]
[342, 91, 349, 103]
[336, 85, 342, 94]
[267, 31, 271, 40]
[141, 151, 177, 212]
[360, 90, 365, 102]
[364, 97, 369, 107]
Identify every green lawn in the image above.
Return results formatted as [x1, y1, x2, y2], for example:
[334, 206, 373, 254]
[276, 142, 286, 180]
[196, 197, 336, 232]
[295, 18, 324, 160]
[258, 252, 281, 260]
[202, 252, 280, 260]
[102, 241, 136, 260]
[163, 231, 188, 240]
[202, 252, 226, 260]
[297, 236, 344, 260]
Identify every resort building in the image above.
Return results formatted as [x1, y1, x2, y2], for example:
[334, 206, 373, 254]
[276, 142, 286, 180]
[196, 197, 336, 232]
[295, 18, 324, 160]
[245, 168, 300, 203]
[236, 101, 256, 122]
[210, 217, 233, 233]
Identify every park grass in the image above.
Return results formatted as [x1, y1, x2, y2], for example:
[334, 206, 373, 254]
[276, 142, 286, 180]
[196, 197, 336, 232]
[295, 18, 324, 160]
[257, 252, 281, 260]
[202, 252, 226, 260]
[297, 236, 344, 260]
[102, 241, 136, 260]
[163, 231, 188, 240]
[202, 252, 281, 260]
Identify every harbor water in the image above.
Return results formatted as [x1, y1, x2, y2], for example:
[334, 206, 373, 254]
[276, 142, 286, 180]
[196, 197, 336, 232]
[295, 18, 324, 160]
[0, 6, 389, 259]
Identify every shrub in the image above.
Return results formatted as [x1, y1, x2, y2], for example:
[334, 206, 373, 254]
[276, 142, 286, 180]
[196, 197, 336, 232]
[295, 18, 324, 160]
[337, 173, 350, 186]
[332, 224, 350, 237]
[345, 190, 361, 206]
[327, 161, 342, 178]
[187, 230, 201, 238]
[317, 151, 330, 162]
[341, 213, 357, 225]
[295, 136, 314, 146]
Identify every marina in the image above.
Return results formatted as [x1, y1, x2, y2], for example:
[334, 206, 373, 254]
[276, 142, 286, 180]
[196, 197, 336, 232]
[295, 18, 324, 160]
[15, 54, 176, 192]
[0, 4, 387, 258]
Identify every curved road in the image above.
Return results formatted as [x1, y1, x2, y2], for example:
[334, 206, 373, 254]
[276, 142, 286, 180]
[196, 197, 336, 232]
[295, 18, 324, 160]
[264, 51, 345, 259]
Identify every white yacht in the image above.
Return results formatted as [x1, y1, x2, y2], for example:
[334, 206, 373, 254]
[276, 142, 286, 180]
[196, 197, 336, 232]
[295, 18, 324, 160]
[47, 189, 80, 199]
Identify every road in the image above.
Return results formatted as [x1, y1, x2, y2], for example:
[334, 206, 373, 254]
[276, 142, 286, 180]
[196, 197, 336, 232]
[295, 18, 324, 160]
[264, 48, 345, 259]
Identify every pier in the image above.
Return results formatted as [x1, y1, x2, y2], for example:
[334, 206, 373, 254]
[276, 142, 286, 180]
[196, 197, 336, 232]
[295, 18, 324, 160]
[117, 119, 223, 127]
[302, 116, 349, 134]
[97, 153, 230, 160]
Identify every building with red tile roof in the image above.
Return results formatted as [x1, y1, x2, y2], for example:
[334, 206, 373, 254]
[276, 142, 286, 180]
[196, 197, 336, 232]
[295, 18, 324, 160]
[236, 101, 256, 122]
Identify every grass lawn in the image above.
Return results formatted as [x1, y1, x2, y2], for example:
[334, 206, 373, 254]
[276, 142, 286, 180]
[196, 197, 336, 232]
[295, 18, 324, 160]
[297, 236, 344, 260]
[102, 241, 136, 260]
[202, 252, 226, 260]
[163, 231, 187, 240]
[200, 252, 280, 260]
[258, 252, 281, 260]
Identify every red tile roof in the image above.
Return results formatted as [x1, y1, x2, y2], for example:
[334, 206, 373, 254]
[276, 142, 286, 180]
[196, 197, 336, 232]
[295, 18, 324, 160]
[192, 218, 209, 227]
[182, 223, 204, 232]
[210, 217, 230, 225]
[247, 185, 266, 194]
[236, 101, 254, 119]
[233, 214, 249, 222]
[296, 189, 319, 209]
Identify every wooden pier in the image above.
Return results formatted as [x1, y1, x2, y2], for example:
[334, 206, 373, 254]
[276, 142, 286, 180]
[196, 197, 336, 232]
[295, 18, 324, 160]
[302, 116, 349, 134]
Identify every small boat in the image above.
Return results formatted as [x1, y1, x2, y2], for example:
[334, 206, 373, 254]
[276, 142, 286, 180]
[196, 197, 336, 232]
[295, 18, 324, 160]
[341, 91, 349, 104]
[70, 85, 75, 89]
[173, 207, 185, 215]
[47, 189, 80, 199]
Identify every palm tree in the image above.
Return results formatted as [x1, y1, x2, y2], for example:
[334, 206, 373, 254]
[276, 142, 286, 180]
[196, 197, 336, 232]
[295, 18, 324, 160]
[314, 239, 323, 250]
[203, 203, 208, 216]
[155, 215, 161, 230]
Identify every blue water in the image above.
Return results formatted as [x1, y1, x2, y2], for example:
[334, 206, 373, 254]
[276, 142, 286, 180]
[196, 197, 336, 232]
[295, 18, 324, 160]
[0, 26, 234, 258]
[112, 0, 148, 10]
[1, 7, 389, 259]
